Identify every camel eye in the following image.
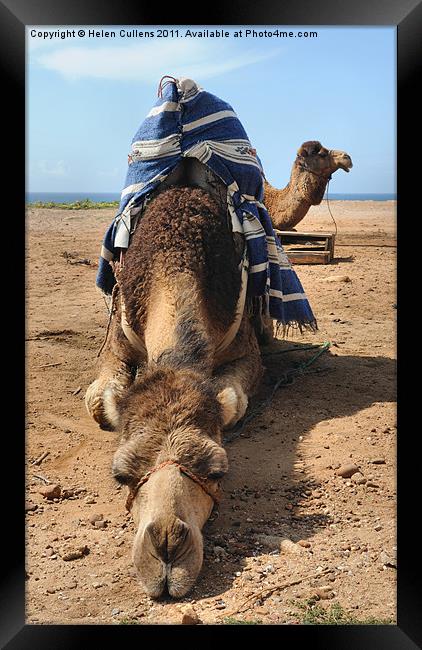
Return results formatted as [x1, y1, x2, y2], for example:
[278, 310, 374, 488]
[207, 471, 225, 480]
[318, 150, 328, 157]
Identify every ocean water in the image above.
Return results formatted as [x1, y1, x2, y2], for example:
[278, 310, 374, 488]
[26, 191, 396, 204]
[27, 192, 120, 204]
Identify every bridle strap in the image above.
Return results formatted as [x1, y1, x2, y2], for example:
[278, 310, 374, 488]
[125, 459, 222, 511]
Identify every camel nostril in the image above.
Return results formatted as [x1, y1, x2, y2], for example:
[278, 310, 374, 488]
[145, 518, 190, 563]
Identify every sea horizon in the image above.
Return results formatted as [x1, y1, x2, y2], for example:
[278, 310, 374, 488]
[26, 191, 397, 203]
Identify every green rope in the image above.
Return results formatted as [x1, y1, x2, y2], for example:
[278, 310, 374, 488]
[224, 341, 331, 444]
[262, 343, 326, 357]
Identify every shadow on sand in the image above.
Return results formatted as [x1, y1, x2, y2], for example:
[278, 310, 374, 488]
[172, 339, 396, 602]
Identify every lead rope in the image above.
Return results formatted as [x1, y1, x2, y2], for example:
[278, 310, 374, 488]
[97, 282, 119, 357]
[224, 342, 331, 443]
[325, 177, 338, 237]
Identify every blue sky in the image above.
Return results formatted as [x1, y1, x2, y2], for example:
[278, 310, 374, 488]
[27, 26, 396, 194]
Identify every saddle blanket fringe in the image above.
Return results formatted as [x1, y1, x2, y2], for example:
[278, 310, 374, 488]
[96, 77, 317, 332]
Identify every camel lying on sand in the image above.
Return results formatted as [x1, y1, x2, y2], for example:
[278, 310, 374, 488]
[264, 140, 353, 231]
[86, 165, 264, 598]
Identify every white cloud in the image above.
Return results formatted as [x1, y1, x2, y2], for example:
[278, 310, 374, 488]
[31, 39, 279, 83]
[37, 160, 68, 176]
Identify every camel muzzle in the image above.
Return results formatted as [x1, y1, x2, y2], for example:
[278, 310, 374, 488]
[332, 151, 353, 172]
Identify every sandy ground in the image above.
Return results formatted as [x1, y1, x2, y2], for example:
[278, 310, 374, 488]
[25, 200, 396, 625]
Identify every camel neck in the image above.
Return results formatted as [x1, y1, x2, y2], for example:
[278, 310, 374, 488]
[289, 162, 329, 205]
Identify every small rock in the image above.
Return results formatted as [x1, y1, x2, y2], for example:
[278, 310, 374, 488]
[279, 538, 306, 555]
[314, 586, 334, 600]
[380, 551, 396, 568]
[215, 601, 226, 610]
[297, 540, 311, 548]
[213, 545, 227, 558]
[181, 607, 201, 625]
[84, 496, 97, 504]
[336, 464, 360, 479]
[374, 524, 382, 532]
[61, 545, 90, 561]
[25, 501, 38, 512]
[94, 520, 107, 529]
[39, 484, 61, 500]
[324, 275, 351, 283]
[351, 472, 366, 485]
[89, 513, 104, 525]
[370, 458, 386, 465]
[111, 608, 120, 616]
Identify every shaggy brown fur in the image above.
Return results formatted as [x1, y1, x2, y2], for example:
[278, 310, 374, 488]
[111, 365, 228, 486]
[86, 181, 265, 599]
[120, 187, 242, 337]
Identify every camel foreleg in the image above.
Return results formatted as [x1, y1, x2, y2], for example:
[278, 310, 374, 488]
[85, 305, 146, 430]
[214, 321, 264, 429]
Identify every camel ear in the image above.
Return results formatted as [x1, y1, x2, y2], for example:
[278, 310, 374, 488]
[206, 443, 229, 479]
[111, 438, 141, 485]
[297, 145, 308, 157]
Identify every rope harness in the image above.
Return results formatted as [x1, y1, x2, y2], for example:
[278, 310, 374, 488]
[125, 459, 222, 512]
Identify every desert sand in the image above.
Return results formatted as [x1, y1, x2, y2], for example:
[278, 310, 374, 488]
[26, 199, 396, 624]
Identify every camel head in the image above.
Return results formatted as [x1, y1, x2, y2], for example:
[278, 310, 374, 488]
[296, 141, 353, 177]
[105, 366, 234, 598]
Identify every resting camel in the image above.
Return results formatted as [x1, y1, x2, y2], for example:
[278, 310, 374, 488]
[263, 140, 353, 231]
[86, 160, 264, 598]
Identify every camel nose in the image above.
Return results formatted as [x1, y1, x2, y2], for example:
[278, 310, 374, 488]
[145, 517, 190, 563]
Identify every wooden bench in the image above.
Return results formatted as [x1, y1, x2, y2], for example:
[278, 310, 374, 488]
[274, 230, 335, 264]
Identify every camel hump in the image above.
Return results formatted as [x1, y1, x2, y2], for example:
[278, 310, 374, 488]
[156, 158, 227, 211]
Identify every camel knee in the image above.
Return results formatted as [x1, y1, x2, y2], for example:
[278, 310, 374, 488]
[85, 378, 127, 431]
[216, 382, 248, 429]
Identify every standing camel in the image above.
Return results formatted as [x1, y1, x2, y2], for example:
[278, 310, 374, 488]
[263, 140, 352, 231]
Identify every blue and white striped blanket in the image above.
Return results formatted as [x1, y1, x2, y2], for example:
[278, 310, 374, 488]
[96, 77, 317, 332]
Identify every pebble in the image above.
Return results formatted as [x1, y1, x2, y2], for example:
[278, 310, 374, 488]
[89, 513, 104, 525]
[61, 544, 90, 561]
[39, 484, 61, 500]
[380, 551, 397, 568]
[370, 458, 386, 465]
[297, 540, 311, 548]
[279, 538, 306, 555]
[25, 501, 38, 512]
[324, 275, 351, 283]
[374, 524, 382, 532]
[111, 608, 120, 616]
[351, 472, 366, 485]
[181, 606, 201, 625]
[314, 586, 334, 600]
[84, 496, 97, 504]
[94, 520, 107, 529]
[336, 464, 360, 479]
[213, 545, 227, 559]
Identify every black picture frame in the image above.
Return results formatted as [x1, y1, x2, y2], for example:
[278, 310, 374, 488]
[2, 0, 418, 646]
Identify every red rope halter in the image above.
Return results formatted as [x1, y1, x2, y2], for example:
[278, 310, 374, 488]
[125, 459, 222, 511]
